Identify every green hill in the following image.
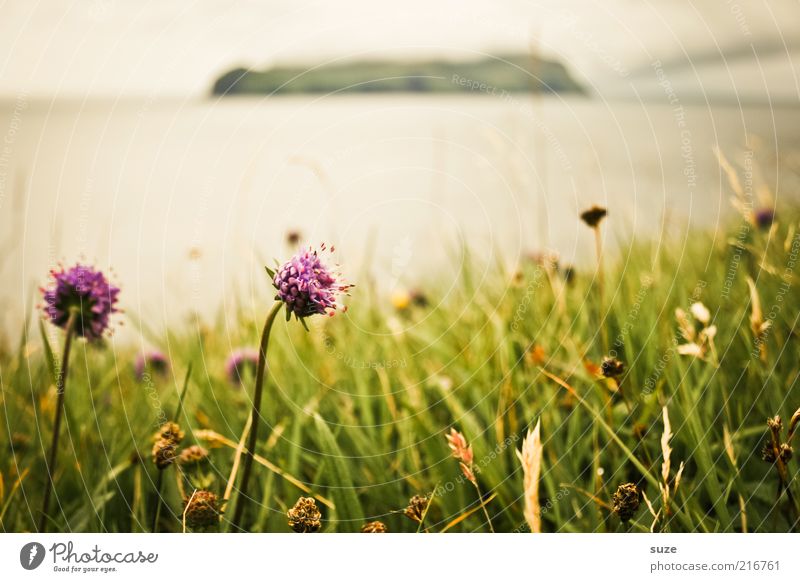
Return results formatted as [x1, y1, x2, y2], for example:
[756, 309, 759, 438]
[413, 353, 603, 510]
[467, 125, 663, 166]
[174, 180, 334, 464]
[211, 54, 585, 96]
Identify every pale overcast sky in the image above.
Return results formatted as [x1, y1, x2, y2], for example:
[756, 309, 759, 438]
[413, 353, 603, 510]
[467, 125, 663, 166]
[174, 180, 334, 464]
[0, 0, 798, 99]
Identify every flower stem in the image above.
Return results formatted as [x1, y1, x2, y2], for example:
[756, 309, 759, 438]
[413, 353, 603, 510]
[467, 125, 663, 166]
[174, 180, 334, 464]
[38, 310, 77, 532]
[593, 225, 608, 352]
[231, 301, 282, 530]
[473, 480, 495, 533]
[151, 470, 164, 532]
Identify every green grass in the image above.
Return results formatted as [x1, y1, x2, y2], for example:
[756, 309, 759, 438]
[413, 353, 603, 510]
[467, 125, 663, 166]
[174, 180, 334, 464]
[1, 210, 799, 533]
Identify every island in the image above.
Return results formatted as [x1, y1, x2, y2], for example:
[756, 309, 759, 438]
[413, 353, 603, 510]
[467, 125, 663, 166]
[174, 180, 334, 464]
[211, 54, 585, 96]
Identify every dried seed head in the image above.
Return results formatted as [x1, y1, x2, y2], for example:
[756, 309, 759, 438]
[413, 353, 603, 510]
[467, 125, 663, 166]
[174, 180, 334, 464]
[600, 356, 625, 379]
[156, 421, 184, 445]
[612, 482, 641, 523]
[287, 497, 322, 533]
[178, 445, 209, 466]
[761, 441, 793, 464]
[780, 443, 793, 463]
[183, 490, 220, 530]
[404, 495, 430, 523]
[151, 438, 179, 470]
[361, 521, 388, 533]
[580, 205, 607, 228]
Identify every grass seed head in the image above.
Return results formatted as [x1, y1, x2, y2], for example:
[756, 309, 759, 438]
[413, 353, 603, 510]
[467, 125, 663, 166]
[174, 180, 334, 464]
[134, 350, 169, 381]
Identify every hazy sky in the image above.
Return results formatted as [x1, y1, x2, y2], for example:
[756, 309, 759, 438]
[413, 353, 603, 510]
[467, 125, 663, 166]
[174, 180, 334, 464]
[0, 0, 798, 99]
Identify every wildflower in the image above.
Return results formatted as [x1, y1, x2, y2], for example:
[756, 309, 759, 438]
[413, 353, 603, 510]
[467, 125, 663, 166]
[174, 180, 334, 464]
[391, 289, 411, 311]
[41, 263, 120, 340]
[271, 244, 352, 320]
[409, 288, 429, 307]
[134, 350, 170, 381]
[286, 229, 302, 246]
[754, 208, 775, 230]
[287, 497, 322, 532]
[527, 344, 547, 366]
[612, 483, 641, 523]
[579, 205, 607, 228]
[600, 356, 625, 379]
[580, 206, 608, 347]
[361, 521, 388, 533]
[403, 495, 430, 523]
[233, 244, 353, 530]
[183, 490, 221, 530]
[38, 262, 120, 532]
[225, 348, 259, 385]
[178, 445, 209, 466]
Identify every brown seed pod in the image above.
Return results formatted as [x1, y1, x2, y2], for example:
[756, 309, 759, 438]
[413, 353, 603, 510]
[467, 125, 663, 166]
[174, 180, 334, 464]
[287, 497, 322, 533]
[184, 490, 221, 530]
[612, 482, 641, 523]
[361, 520, 388, 533]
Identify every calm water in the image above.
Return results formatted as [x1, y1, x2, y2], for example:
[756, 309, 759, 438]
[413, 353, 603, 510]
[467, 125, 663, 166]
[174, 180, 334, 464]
[1, 95, 799, 338]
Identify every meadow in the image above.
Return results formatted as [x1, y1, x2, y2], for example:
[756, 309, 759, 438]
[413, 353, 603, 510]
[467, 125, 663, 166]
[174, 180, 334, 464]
[1, 188, 799, 533]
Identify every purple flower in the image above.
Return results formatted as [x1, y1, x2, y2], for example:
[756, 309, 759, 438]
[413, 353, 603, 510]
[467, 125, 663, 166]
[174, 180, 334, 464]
[41, 263, 120, 340]
[135, 350, 170, 381]
[755, 208, 775, 230]
[225, 348, 259, 385]
[272, 244, 352, 319]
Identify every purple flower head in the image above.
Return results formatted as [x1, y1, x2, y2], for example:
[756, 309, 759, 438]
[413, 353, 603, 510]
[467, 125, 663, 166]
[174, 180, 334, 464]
[755, 208, 775, 230]
[272, 244, 352, 320]
[41, 263, 120, 340]
[135, 350, 170, 382]
[225, 348, 259, 385]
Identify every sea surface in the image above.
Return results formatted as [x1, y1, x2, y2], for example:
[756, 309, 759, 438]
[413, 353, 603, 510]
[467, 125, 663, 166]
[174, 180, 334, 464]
[1, 95, 799, 338]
